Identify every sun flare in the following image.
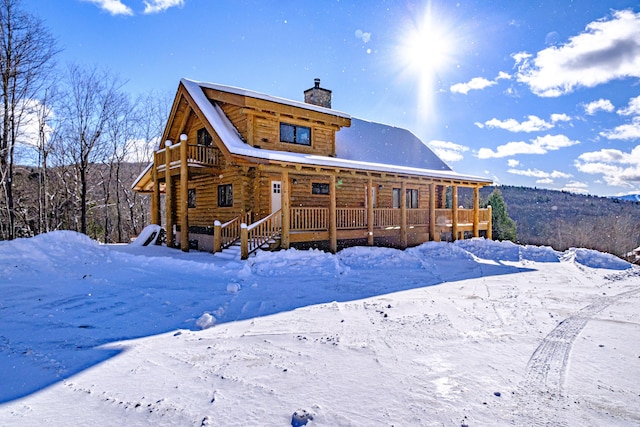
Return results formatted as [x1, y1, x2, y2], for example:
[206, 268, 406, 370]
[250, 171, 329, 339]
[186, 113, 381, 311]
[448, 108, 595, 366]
[396, 4, 459, 125]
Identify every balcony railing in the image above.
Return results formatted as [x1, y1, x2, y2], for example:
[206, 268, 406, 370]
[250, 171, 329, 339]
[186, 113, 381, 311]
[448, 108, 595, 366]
[156, 143, 222, 169]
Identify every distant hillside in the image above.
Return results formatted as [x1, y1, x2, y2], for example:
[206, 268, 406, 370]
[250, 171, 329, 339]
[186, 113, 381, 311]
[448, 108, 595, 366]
[615, 194, 640, 202]
[475, 186, 640, 258]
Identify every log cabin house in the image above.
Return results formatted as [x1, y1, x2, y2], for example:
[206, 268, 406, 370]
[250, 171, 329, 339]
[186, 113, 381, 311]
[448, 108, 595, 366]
[132, 78, 493, 259]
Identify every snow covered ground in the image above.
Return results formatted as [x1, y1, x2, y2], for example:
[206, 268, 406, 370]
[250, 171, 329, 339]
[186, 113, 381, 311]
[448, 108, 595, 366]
[1, 231, 639, 426]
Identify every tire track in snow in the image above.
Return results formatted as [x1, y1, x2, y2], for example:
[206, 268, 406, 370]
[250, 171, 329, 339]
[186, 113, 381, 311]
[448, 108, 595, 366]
[515, 285, 640, 426]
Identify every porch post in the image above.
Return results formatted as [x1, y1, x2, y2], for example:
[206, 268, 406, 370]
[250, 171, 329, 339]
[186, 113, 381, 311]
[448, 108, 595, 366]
[165, 141, 174, 248]
[473, 186, 480, 237]
[281, 170, 290, 249]
[329, 174, 337, 253]
[428, 182, 436, 241]
[367, 178, 374, 246]
[179, 134, 189, 252]
[451, 186, 459, 241]
[487, 205, 493, 240]
[400, 181, 407, 248]
[151, 152, 160, 225]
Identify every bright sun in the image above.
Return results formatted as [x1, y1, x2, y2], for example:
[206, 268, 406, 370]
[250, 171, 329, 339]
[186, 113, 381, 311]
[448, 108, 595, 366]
[400, 13, 455, 77]
[396, 4, 458, 124]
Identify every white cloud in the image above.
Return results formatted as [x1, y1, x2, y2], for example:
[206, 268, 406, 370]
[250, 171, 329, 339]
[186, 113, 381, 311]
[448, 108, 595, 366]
[536, 178, 553, 184]
[617, 95, 640, 116]
[427, 140, 469, 162]
[600, 116, 640, 140]
[450, 71, 514, 95]
[450, 77, 495, 95]
[584, 98, 615, 115]
[84, 0, 133, 15]
[507, 167, 572, 180]
[144, 0, 184, 14]
[515, 10, 640, 97]
[550, 113, 571, 123]
[481, 115, 554, 132]
[561, 181, 590, 194]
[507, 159, 520, 167]
[575, 145, 640, 187]
[478, 114, 570, 132]
[477, 134, 579, 159]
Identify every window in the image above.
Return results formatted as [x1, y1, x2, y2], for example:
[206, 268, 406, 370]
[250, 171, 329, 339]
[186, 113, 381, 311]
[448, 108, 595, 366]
[311, 182, 330, 195]
[393, 188, 401, 208]
[197, 128, 212, 146]
[218, 184, 233, 207]
[280, 122, 311, 146]
[407, 189, 419, 208]
[188, 189, 196, 208]
[393, 187, 419, 208]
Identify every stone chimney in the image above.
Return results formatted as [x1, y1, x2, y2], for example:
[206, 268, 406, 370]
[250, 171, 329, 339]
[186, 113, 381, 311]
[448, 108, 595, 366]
[304, 78, 332, 109]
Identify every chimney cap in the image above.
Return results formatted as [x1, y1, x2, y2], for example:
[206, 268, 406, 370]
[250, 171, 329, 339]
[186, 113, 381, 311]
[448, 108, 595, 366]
[314, 78, 321, 88]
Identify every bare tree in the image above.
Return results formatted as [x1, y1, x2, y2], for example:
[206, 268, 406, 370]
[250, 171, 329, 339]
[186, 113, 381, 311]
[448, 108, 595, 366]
[0, 0, 58, 239]
[54, 64, 123, 236]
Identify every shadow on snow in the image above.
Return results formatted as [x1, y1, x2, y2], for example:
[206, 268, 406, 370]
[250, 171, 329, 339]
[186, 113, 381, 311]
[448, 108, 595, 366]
[1, 235, 546, 403]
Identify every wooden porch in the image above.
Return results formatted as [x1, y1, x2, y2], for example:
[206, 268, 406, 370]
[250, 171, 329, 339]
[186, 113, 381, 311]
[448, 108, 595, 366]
[211, 206, 492, 259]
[142, 138, 493, 258]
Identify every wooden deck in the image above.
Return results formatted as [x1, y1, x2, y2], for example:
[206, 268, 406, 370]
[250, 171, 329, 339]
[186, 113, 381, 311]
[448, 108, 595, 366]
[212, 206, 492, 259]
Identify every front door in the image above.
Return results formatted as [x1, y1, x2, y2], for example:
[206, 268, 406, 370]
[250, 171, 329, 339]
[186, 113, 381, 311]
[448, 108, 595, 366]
[271, 181, 282, 213]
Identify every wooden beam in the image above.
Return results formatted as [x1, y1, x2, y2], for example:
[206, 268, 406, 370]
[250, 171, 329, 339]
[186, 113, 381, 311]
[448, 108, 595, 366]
[367, 178, 374, 246]
[400, 181, 407, 248]
[281, 170, 290, 249]
[473, 187, 480, 238]
[429, 182, 436, 241]
[329, 175, 337, 253]
[452, 186, 459, 241]
[151, 153, 160, 225]
[165, 142, 174, 248]
[180, 135, 189, 252]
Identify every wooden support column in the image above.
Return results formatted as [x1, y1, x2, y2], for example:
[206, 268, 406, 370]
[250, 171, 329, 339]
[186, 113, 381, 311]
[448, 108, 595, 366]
[487, 205, 493, 240]
[151, 152, 160, 225]
[179, 134, 189, 252]
[367, 178, 374, 246]
[329, 174, 337, 253]
[400, 181, 407, 248]
[165, 141, 174, 248]
[281, 170, 290, 249]
[428, 183, 436, 241]
[473, 186, 480, 237]
[451, 186, 459, 241]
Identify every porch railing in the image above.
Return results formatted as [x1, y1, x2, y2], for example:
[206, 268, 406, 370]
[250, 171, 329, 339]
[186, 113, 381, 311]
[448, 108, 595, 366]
[337, 208, 367, 229]
[241, 210, 282, 259]
[156, 143, 220, 168]
[291, 207, 328, 231]
[374, 208, 400, 228]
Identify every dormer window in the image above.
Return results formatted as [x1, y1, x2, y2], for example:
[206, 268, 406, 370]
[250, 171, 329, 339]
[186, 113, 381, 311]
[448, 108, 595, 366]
[280, 123, 311, 146]
[197, 128, 212, 146]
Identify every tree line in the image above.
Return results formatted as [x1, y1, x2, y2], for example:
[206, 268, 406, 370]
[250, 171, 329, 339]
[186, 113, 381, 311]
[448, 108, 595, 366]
[1, 0, 167, 242]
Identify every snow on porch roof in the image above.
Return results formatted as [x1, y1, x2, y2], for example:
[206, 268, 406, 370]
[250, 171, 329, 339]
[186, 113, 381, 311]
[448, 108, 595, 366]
[182, 79, 491, 184]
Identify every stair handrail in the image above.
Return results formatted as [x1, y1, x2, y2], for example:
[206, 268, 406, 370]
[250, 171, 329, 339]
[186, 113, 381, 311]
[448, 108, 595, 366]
[213, 211, 252, 252]
[241, 210, 282, 259]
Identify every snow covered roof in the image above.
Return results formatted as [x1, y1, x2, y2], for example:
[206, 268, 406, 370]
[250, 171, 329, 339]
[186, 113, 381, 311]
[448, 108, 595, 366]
[335, 118, 452, 172]
[180, 79, 491, 184]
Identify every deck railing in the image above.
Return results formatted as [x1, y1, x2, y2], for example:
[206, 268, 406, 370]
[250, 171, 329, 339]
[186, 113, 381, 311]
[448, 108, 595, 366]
[156, 143, 220, 169]
[374, 208, 400, 228]
[337, 208, 367, 229]
[291, 207, 328, 231]
[241, 210, 282, 259]
[407, 209, 429, 226]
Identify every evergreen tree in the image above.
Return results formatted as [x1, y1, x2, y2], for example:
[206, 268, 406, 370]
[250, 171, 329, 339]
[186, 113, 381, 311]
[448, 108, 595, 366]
[483, 189, 517, 241]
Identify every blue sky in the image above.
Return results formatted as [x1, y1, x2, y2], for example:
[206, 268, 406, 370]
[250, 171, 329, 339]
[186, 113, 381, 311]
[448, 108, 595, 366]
[23, 0, 640, 196]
